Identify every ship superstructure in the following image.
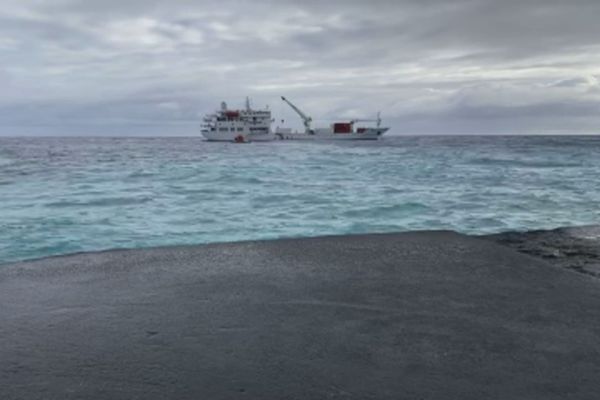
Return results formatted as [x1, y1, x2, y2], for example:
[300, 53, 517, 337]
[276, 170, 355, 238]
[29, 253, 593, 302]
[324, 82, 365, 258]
[201, 98, 275, 142]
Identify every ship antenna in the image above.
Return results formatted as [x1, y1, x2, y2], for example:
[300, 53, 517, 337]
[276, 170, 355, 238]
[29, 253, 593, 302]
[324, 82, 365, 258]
[245, 97, 251, 111]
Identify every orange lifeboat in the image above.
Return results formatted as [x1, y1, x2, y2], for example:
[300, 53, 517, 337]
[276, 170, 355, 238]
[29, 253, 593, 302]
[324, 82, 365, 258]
[234, 135, 246, 143]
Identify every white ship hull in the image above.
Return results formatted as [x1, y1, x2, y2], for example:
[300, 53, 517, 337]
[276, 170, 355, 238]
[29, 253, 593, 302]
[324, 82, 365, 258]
[202, 131, 276, 142]
[275, 128, 388, 141]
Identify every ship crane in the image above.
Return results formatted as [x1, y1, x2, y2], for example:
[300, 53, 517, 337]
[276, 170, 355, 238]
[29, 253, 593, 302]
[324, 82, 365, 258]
[281, 96, 313, 133]
[351, 112, 382, 128]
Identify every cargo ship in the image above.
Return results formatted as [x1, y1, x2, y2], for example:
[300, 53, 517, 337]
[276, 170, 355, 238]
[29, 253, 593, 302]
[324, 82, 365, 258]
[201, 97, 389, 142]
[201, 98, 275, 142]
[274, 96, 389, 140]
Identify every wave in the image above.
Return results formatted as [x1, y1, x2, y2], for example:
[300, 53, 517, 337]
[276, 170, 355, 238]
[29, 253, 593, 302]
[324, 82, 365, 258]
[467, 157, 582, 168]
[45, 196, 153, 208]
[342, 202, 429, 219]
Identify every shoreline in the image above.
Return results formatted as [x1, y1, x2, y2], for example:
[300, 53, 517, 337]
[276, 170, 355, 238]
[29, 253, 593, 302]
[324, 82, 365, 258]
[3, 225, 600, 276]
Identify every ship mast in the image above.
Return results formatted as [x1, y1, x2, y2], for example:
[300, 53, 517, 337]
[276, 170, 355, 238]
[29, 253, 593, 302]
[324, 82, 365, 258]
[281, 96, 313, 133]
[351, 112, 382, 128]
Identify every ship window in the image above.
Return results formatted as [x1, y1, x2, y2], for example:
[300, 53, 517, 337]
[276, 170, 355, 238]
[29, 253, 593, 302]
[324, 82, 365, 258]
[219, 127, 228, 132]
[237, 127, 244, 131]
[230, 127, 236, 132]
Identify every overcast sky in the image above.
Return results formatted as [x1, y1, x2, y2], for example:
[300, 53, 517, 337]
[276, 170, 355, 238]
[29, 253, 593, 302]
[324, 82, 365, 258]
[1, 0, 599, 135]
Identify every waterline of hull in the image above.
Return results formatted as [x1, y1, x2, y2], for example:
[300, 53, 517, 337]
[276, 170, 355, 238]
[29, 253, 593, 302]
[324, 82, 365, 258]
[201, 132, 277, 142]
[275, 133, 383, 141]
[201, 130, 388, 142]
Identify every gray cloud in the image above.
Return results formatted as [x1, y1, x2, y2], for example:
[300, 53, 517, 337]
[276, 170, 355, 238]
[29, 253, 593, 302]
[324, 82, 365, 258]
[0, 0, 599, 135]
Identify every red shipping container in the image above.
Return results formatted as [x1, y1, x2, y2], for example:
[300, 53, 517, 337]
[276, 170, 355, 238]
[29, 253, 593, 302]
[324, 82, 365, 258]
[333, 123, 352, 133]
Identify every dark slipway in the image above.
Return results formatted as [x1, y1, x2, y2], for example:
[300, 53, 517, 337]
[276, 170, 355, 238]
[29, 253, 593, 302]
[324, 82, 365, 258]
[1, 231, 600, 399]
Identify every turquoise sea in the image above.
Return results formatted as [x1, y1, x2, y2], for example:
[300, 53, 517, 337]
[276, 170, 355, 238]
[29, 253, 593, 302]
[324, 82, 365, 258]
[1, 136, 599, 264]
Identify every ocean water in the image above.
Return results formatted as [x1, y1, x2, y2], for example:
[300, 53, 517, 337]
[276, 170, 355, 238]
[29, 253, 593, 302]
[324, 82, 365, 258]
[1, 135, 599, 264]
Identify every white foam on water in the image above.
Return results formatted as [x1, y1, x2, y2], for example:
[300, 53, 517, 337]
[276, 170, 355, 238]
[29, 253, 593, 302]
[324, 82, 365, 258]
[1, 135, 599, 263]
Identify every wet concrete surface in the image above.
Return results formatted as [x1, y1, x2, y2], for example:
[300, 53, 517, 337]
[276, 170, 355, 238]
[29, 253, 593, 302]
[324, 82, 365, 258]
[483, 225, 600, 278]
[2, 231, 600, 399]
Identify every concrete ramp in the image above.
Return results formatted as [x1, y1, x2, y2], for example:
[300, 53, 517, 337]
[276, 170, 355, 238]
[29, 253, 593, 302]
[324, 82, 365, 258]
[1, 231, 600, 399]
